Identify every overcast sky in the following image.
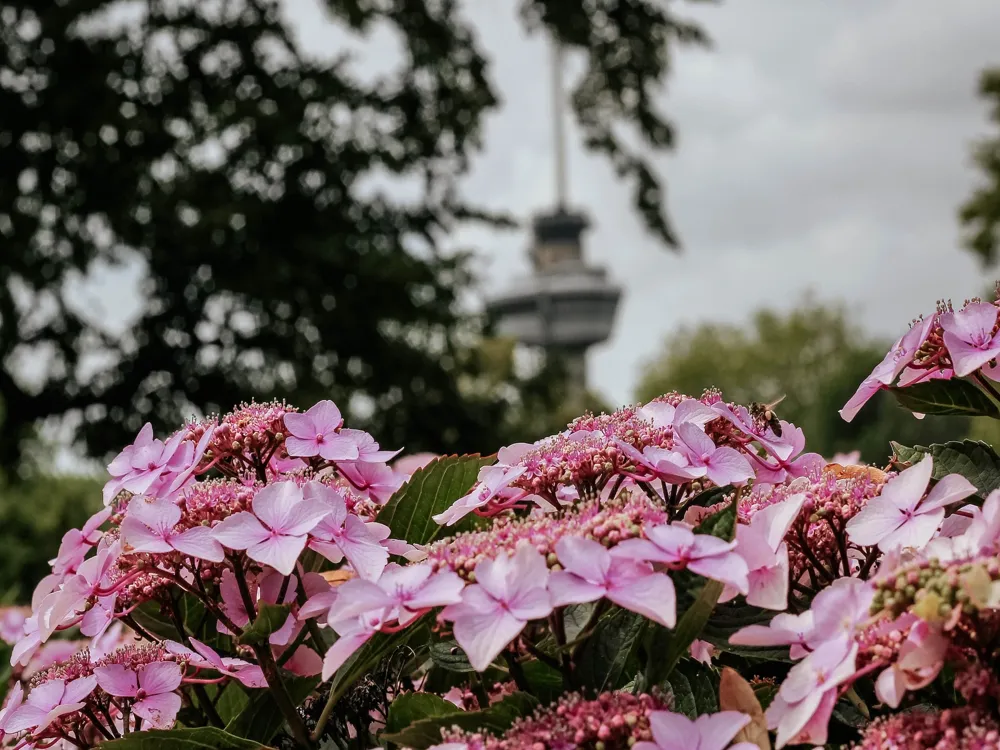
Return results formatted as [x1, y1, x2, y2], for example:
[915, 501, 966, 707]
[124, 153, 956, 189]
[285, 0, 1000, 405]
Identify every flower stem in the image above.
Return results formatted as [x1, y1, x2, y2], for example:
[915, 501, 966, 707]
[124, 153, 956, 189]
[253, 642, 313, 748]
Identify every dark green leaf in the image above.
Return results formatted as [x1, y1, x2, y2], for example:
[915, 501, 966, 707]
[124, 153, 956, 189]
[694, 496, 737, 541]
[645, 580, 724, 686]
[685, 485, 733, 509]
[240, 602, 292, 645]
[891, 440, 1000, 497]
[382, 692, 536, 749]
[101, 728, 271, 749]
[574, 607, 647, 691]
[663, 662, 718, 718]
[214, 682, 251, 725]
[376, 455, 495, 545]
[563, 602, 596, 642]
[226, 675, 319, 742]
[328, 621, 427, 705]
[890, 379, 1000, 419]
[429, 641, 476, 673]
[385, 693, 461, 735]
[521, 659, 565, 705]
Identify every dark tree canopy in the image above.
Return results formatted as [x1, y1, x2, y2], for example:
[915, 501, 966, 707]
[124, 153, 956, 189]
[0, 0, 705, 468]
[961, 66, 1000, 266]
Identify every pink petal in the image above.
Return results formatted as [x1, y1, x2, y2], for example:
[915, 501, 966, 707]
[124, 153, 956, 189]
[880, 511, 944, 551]
[4, 704, 48, 734]
[284, 435, 320, 458]
[247, 534, 308, 576]
[768, 691, 823, 749]
[607, 572, 676, 628]
[233, 663, 269, 687]
[339, 516, 390, 581]
[879, 456, 934, 512]
[309, 539, 346, 565]
[120, 516, 173, 554]
[548, 571, 606, 607]
[704, 447, 754, 486]
[746, 550, 790, 611]
[321, 630, 374, 681]
[875, 665, 904, 708]
[328, 580, 395, 625]
[554, 537, 611, 584]
[943, 333, 1000, 377]
[133, 692, 182, 729]
[677, 422, 717, 458]
[171, 526, 225, 562]
[303, 481, 348, 527]
[212, 512, 269, 550]
[277, 645, 322, 677]
[307, 400, 344, 433]
[282, 412, 317, 439]
[845, 498, 904, 548]
[252, 482, 302, 533]
[920, 473, 978, 513]
[839, 377, 883, 423]
[695, 711, 752, 750]
[688, 552, 750, 595]
[95, 664, 138, 698]
[318, 434, 362, 462]
[452, 610, 525, 672]
[755, 493, 808, 552]
[673, 398, 718, 427]
[941, 302, 998, 342]
[138, 661, 182, 695]
[649, 711, 698, 748]
[404, 570, 466, 611]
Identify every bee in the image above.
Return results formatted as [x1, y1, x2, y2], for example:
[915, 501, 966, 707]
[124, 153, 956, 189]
[749, 395, 786, 437]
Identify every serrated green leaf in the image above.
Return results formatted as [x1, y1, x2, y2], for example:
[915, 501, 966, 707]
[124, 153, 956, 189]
[240, 602, 291, 645]
[225, 675, 318, 742]
[101, 727, 271, 749]
[891, 440, 1000, 498]
[663, 662, 717, 718]
[890, 378, 1000, 419]
[574, 607, 647, 691]
[521, 659, 564, 705]
[376, 455, 495, 545]
[382, 692, 537, 749]
[429, 641, 476, 672]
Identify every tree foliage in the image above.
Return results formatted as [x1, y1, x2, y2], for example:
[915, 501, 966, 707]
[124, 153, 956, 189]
[634, 300, 970, 463]
[960, 66, 1000, 266]
[0, 0, 705, 470]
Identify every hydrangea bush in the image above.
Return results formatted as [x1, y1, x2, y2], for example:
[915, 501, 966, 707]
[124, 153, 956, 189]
[8, 288, 1000, 748]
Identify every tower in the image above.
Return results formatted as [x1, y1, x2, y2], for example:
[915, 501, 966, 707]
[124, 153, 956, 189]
[485, 42, 622, 396]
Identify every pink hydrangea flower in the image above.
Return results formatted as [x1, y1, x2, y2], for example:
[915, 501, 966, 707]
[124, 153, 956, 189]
[638, 398, 717, 431]
[0, 682, 24, 737]
[612, 523, 749, 595]
[710, 402, 795, 461]
[805, 577, 875, 653]
[766, 642, 858, 748]
[103, 423, 212, 504]
[675, 423, 754, 486]
[120, 497, 224, 562]
[95, 661, 182, 729]
[304, 482, 389, 581]
[166, 638, 266, 688]
[688, 639, 716, 666]
[549, 536, 676, 628]
[633, 710, 760, 750]
[336, 429, 401, 463]
[614, 440, 707, 484]
[440, 544, 552, 671]
[433, 464, 526, 526]
[723, 494, 807, 610]
[50, 507, 111, 576]
[212, 481, 330, 575]
[282, 400, 359, 460]
[940, 301, 1000, 377]
[840, 317, 935, 422]
[5, 675, 97, 734]
[338, 461, 407, 504]
[874, 621, 948, 709]
[846, 456, 976, 551]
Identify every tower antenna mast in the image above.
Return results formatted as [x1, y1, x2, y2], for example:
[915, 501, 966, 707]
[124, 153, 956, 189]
[551, 40, 568, 209]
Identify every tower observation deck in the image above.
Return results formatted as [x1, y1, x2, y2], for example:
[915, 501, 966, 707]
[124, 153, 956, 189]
[485, 42, 622, 394]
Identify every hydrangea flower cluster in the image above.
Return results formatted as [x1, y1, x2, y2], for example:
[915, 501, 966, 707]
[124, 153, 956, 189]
[13, 307, 1000, 750]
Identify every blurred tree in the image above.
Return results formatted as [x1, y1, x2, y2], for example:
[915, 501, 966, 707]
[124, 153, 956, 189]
[635, 300, 970, 464]
[960, 66, 1000, 265]
[0, 474, 100, 598]
[0, 0, 706, 470]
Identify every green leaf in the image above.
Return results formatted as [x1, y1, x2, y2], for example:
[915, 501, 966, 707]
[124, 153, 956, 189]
[890, 378, 1000, 419]
[101, 727, 271, 749]
[328, 620, 427, 705]
[385, 693, 461, 735]
[574, 607, 647, 691]
[376, 455, 496, 545]
[694, 496, 737, 541]
[521, 659, 565, 705]
[226, 675, 319, 743]
[891, 440, 1000, 497]
[685, 484, 733, 509]
[239, 602, 292, 645]
[129, 595, 206, 642]
[429, 641, 476, 673]
[382, 692, 536, 749]
[663, 662, 718, 718]
[563, 602, 596, 642]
